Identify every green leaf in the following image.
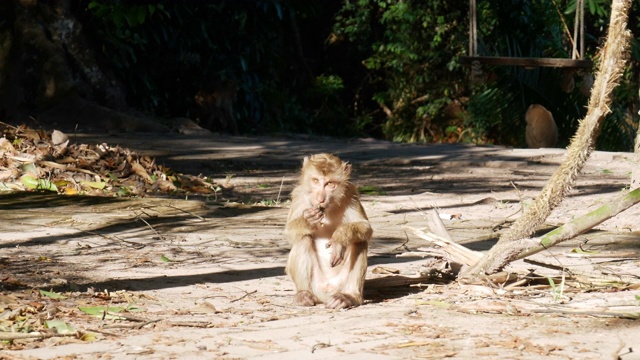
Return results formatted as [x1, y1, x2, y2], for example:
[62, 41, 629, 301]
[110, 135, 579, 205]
[547, 277, 556, 289]
[80, 332, 98, 342]
[21, 175, 58, 192]
[21, 174, 38, 189]
[570, 248, 596, 254]
[80, 181, 107, 190]
[79, 306, 126, 319]
[160, 255, 174, 262]
[39, 289, 66, 300]
[45, 320, 76, 334]
[79, 304, 142, 318]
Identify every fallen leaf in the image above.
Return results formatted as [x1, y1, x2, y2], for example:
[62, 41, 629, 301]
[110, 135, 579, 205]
[45, 320, 76, 334]
[39, 289, 66, 300]
[80, 180, 107, 190]
[21, 175, 58, 192]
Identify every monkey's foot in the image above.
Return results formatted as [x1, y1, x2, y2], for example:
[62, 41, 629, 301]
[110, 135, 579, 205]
[294, 291, 317, 306]
[325, 293, 359, 309]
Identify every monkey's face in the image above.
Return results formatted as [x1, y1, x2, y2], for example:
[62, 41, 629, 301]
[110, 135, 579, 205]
[307, 174, 340, 210]
[300, 153, 351, 211]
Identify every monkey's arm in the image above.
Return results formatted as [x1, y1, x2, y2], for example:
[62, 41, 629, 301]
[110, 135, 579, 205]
[327, 203, 371, 267]
[283, 189, 323, 244]
[331, 221, 372, 245]
[330, 200, 373, 246]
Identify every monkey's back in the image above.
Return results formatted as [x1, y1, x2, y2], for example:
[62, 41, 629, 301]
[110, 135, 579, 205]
[525, 104, 558, 148]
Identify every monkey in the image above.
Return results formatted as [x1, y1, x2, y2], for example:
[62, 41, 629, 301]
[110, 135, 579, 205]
[194, 80, 239, 135]
[283, 153, 372, 309]
[525, 104, 558, 148]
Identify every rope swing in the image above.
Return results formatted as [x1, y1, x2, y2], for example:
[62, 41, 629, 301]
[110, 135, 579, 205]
[462, 0, 592, 69]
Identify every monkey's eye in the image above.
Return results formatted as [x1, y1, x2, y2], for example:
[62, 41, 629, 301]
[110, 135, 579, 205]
[312, 178, 319, 184]
[326, 182, 337, 189]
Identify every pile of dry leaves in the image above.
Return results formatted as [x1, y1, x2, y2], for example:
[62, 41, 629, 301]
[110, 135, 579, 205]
[0, 123, 221, 197]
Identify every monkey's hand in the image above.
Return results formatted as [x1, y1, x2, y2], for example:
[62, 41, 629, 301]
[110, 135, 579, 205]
[303, 207, 324, 228]
[326, 241, 346, 267]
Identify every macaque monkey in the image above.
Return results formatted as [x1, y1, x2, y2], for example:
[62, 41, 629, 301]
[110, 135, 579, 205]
[525, 104, 558, 148]
[194, 80, 239, 135]
[284, 153, 372, 309]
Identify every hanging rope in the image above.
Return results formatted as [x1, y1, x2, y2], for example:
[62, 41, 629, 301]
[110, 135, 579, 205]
[469, 0, 477, 56]
[572, 0, 584, 59]
[580, 0, 585, 59]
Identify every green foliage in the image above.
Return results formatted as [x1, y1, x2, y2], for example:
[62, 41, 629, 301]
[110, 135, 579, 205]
[87, 2, 165, 28]
[333, 0, 468, 142]
[303, 74, 351, 135]
[465, 86, 518, 145]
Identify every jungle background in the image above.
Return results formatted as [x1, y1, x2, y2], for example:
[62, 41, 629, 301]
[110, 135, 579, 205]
[1, 0, 639, 151]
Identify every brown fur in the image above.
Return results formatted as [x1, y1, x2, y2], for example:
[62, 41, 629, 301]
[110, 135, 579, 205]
[525, 104, 558, 148]
[284, 153, 372, 309]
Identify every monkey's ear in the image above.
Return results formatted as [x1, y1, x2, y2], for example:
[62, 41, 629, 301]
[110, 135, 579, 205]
[342, 162, 352, 177]
[302, 156, 310, 167]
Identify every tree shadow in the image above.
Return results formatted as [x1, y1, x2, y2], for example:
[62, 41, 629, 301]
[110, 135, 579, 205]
[0, 192, 277, 249]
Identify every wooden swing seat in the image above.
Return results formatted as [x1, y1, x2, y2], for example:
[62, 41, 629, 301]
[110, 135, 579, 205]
[460, 56, 592, 69]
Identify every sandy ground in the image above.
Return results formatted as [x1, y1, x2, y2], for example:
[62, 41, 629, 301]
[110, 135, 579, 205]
[1, 132, 639, 360]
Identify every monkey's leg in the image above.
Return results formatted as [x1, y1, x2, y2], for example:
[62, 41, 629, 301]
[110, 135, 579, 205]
[286, 236, 320, 306]
[325, 242, 368, 309]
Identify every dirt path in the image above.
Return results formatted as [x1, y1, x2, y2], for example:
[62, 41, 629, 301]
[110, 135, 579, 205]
[1, 133, 639, 359]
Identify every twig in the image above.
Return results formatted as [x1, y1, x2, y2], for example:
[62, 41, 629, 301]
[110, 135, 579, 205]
[277, 176, 285, 204]
[311, 342, 331, 353]
[0, 121, 18, 129]
[390, 230, 410, 253]
[86, 328, 121, 337]
[80, 229, 146, 249]
[105, 311, 156, 323]
[0, 331, 77, 341]
[230, 290, 257, 303]
[531, 308, 640, 319]
[404, 226, 482, 266]
[165, 204, 205, 221]
[105, 311, 161, 329]
[166, 321, 215, 328]
[135, 214, 162, 239]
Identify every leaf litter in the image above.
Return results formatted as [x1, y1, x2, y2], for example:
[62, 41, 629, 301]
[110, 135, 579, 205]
[0, 124, 231, 350]
[0, 123, 223, 197]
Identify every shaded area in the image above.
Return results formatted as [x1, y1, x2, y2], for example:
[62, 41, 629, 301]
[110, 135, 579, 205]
[75, 133, 631, 203]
